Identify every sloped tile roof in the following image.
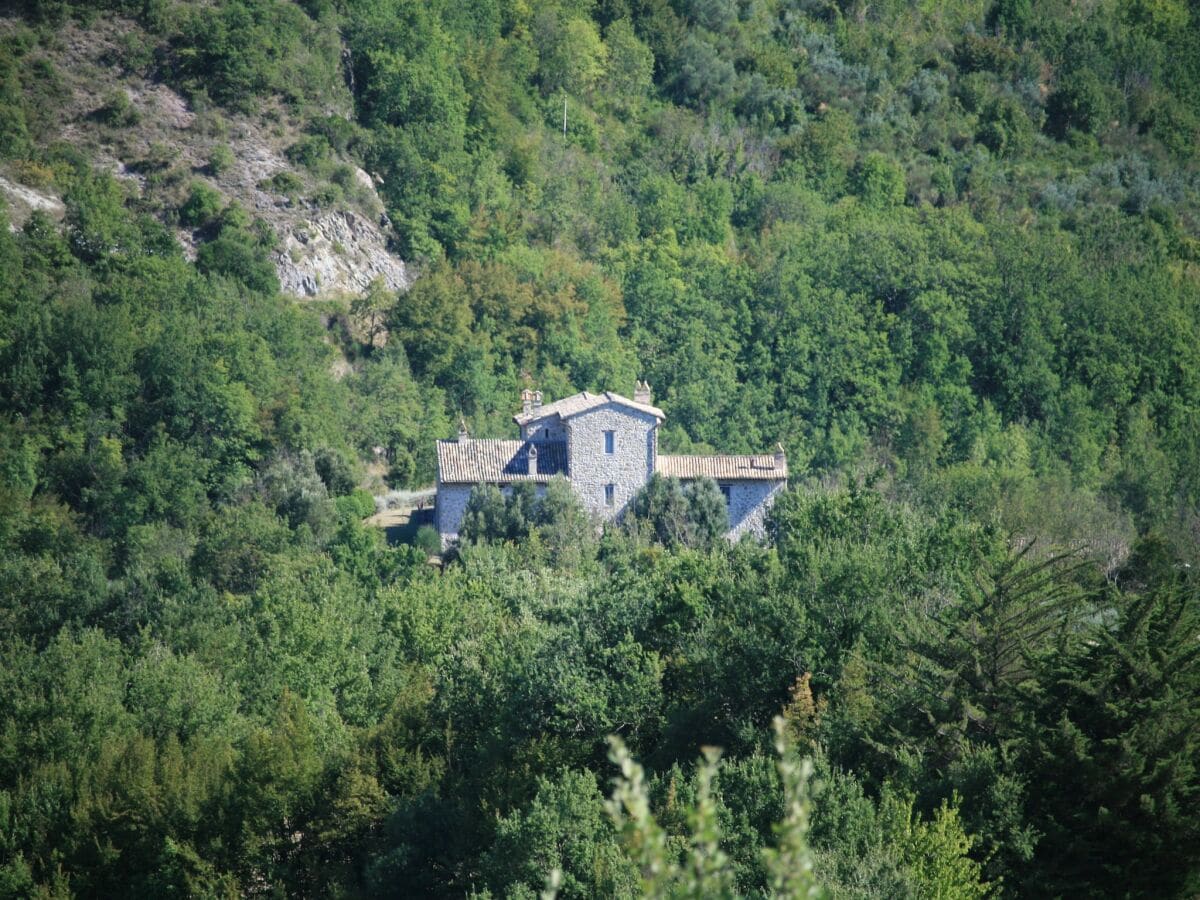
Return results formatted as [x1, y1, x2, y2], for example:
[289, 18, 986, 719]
[437, 439, 568, 484]
[656, 454, 787, 481]
[513, 391, 665, 426]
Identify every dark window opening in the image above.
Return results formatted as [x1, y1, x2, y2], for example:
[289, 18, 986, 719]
[604, 430, 615, 454]
[605, 484, 615, 506]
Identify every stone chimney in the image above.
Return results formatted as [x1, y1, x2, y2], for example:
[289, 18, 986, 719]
[532, 390, 543, 411]
[521, 388, 534, 415]
[634, 380, 652, 404]
[774, 442, 786, 469]
[527, 443, 538, 476]
[458, 417, 470, 442]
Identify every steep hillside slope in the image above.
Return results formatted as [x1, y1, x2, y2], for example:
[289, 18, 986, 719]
[0, 14, 409, 297]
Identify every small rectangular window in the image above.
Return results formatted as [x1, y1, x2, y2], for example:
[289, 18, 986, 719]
[719, 484, 731, 503]
[604, 430, 615, 454]
[605, 484, 615, 506]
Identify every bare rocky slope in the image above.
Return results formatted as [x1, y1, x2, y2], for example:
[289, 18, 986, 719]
[0, 16, 410, 299]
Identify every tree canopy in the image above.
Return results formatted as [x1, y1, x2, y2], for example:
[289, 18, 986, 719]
[0, 0, 1199, 895]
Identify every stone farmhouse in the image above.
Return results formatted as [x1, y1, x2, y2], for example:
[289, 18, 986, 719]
[435, 383, 787, 548]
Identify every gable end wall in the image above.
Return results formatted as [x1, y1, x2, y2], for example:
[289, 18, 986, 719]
[521, 420, 567, 442]
[566, 404, 657, 521]
[725, 479, 786, 540]
[436, 482, 474, 547]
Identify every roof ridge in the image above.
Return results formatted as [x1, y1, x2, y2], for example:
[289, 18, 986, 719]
[659, 451, 773, 456]
[513, 388, 664, 425]
[656, 452, 787, 481]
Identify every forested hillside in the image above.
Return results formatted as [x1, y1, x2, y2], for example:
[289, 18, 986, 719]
[0, 0, 1198, 896]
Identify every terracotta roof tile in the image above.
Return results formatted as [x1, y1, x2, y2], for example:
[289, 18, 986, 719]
[656, 454, 787, 481]
[437, 439, 568, 484]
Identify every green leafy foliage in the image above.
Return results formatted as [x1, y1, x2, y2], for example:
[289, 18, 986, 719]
[178, 181, 224, 228]
[1016, 539, 1200, 898]
[0, 0, 1199, 895]
[629, 474, 728, 549]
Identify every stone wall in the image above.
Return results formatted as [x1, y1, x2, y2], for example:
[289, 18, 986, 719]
[725, 479, 786, 540]
[566, 404, 658, 521]
[522, 420, 568, 443]
[436, 481, 550, 548]
[436, 483, 473, 547]
[439, 399, 784, 547]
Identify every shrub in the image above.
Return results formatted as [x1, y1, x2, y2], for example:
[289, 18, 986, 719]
[628, 474, 728, 549]
[986, 0, 1033, 41]
[314, 448, 356, 496]
[954, 33, 1017, 75]
[1148, 96, 1199, 161]
[1046, 69, 1114, 138]
[255, 450, 336, 540]
[852, 152, 906, 207]
[457, 476, 594, 564]
[0, 99, 29, 158]
[684, 478, 728, 548]
[334, 489, 375, 520]
[260, 170, 304, 196]
[534, 476, 594, 567]
[457, 483, 509, 543]
[207, 143, 234, 176]
[308, 114, 360, 153]
[978, 97, 1034, 157]
[0, 49, 31, 157]
[285, 134, 331, 171]
[955, 71, 994, 114]
[196, 229, 279, 294]
[176, 1, 300, 110]
[115, 30, 155, 72]
[179, 181, 224, 227]
[128, 142, 175, 174]
[310, 184, 341, 207]
[906, 69, 948, 115]
[414, 524, 441, 555]
[95, 89, 139, 126]
[13, 159, 54, 188]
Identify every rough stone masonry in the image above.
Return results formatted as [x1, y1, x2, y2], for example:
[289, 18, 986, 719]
[435, 384, 787, 548]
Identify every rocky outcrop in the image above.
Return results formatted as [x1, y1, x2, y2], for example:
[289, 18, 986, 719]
[0, 175, 65, 229]
[3, 15, 413, 301]
[274, 208, 410, 297]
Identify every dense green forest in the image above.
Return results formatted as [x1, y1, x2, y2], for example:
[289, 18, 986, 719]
[1, 0, 1199, 896]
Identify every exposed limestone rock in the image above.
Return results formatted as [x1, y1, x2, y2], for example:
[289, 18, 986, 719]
[0, 175, 65, 229]
[275, 209, 410, 298]
[1, 15, 412, 301]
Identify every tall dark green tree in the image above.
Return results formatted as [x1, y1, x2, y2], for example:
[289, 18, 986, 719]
[1017, 541, 1200, 898]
